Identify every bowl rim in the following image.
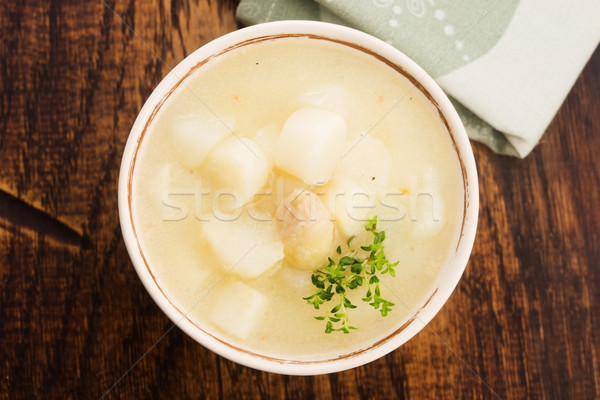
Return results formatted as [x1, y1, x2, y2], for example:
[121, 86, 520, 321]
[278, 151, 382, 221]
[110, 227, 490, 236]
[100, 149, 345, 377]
[118, 20, 479, 375]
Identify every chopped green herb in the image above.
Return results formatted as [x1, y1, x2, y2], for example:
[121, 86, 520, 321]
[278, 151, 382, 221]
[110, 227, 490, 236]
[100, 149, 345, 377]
[303, 216, 399, 334]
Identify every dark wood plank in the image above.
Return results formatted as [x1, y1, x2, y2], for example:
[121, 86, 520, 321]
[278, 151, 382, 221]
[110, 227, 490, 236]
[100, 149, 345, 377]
[0, 1, 598, 399]
[0, 0, 238, 235]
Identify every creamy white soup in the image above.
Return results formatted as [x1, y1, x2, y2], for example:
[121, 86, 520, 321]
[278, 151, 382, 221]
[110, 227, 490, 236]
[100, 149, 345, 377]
[132, 37, 464, 360]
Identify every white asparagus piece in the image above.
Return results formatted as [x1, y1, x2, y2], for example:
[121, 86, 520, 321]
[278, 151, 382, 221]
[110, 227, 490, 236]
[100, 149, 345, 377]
[171, 114, 233, 168]
[322, 177, 376, 237]
[204, 137, 269, 210]
[208, 280, 267, 340]
[411, 168, 446, 241]
[276, 189, 335, 270]
[252, 122, 281, 166]
[298, 85, 353, 121]
[338, 134, 392, 190]
[275, 107, 347, 185]
[202, 213, 284, 280]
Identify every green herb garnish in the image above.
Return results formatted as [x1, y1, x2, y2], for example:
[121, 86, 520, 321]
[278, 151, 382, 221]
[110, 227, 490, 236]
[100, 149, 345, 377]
[303, 216, 399, 333]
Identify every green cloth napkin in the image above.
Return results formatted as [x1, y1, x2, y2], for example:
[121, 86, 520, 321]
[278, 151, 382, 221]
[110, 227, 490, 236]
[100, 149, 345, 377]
[237, 0, 600, 157]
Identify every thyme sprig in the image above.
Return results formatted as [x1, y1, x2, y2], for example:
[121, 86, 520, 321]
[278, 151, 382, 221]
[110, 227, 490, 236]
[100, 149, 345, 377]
[303, 216, 399, 333]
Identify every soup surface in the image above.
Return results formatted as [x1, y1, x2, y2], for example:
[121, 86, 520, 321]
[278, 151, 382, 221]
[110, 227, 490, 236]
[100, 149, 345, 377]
[132, 36, 464, 360]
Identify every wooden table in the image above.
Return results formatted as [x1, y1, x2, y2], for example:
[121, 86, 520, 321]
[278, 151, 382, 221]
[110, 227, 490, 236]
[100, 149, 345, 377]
[1, 1, 598, 399]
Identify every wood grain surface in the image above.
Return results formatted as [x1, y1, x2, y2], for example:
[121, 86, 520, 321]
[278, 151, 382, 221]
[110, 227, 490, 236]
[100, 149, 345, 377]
[0, 1, 598, 399]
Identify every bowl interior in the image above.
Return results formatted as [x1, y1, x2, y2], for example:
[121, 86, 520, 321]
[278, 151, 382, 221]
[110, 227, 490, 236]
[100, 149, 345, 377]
[118, 21, 478, 375]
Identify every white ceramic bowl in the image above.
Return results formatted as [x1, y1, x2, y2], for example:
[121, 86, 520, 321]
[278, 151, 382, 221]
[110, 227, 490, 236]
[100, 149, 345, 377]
[118, 21, 478, 375]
